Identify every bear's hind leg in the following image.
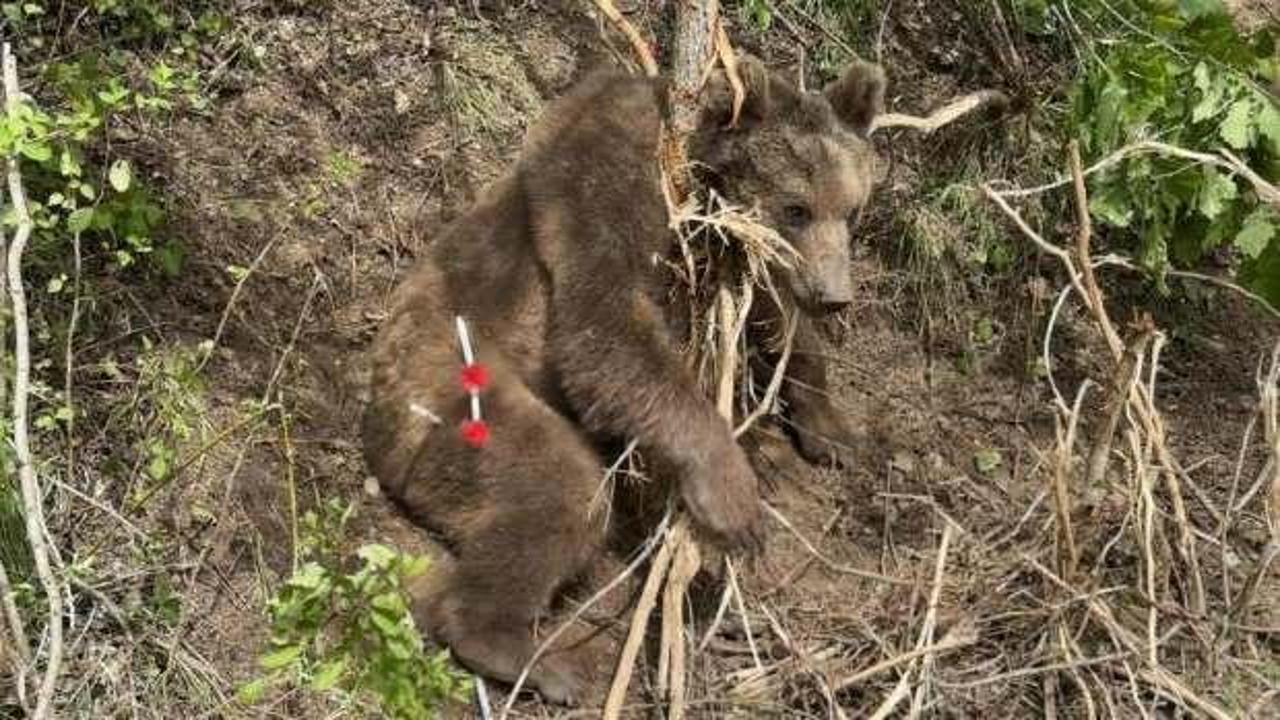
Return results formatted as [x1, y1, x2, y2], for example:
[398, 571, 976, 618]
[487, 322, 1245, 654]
[418, 383, 607, 706]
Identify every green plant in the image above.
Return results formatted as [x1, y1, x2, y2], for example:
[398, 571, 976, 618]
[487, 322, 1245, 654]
[1027, 0, 1279, 305]
[1, 2, 233, 282]
[239, 499, 471, 719]
[733, 0, 880, 77]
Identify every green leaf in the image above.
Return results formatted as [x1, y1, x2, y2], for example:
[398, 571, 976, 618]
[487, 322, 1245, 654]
[1178, 0, 1226, 19]
[1219, 99, 1256, 149]
[46, 275, 65, 294]
[20, 143, 52, 162]
[369, 608, 401, 636]
[154, 241, 186, 277]
[1235, 208, 1277, 260]
[285, 563, 329, 590]
[237, 676, 271, 704]
[974, 448, 1003, 475]
[259, 644, 303, 670]
[402, 553, 430, 578]
[357, 544, 397, 568]
[1196, 168, 1237, 219]
[59, 150, 80, 178]
[371, 591, 404, 614]
[1090, 183, 1134, 227]
[145, 451, 170, 482]
[1258, 101, 1280, 147]
[109, 159, 132, 193]
[66, 207, 93, 234]
[310, 658, 347, 691]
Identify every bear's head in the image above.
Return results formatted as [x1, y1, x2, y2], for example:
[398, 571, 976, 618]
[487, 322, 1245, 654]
[691, 55, 886, 315]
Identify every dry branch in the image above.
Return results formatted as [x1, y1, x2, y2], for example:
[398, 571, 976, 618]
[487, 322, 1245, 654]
[3, 41, 65, 720]
[1086, 321, 1155, 488]
[593, 0, 658, 76]
[993, 140, 1280, 211]
[984, 139, 1273, 718]
[1051, 382, 1091, 579]
[869, 89, 1008, 135]
[602, 518, 678, 719]
[832, 620, 977, 691]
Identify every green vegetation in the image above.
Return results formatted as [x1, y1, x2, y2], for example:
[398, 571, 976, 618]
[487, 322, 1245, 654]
[1, 1, 232, 279]
[1034, 0, 1280, 304]
[240, 499, 472, 719]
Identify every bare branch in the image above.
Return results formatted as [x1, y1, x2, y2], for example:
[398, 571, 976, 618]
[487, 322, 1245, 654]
[870, 89, 1008, 135]
[592, 0, 658, 76]
[4, 41, 65, 720]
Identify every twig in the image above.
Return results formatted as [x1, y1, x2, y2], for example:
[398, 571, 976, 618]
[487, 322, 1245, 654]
[939, 651, 1132, 690]
[4, 41, 64, 720]
[776, 0, 858, 58]
[591, 0, 658, 76]
[870, 90, 1008, 135]
[833, 621, 977, 691]
[762, 501, 906, 585]
[1068, 141, 1121, 358]
[867, 674, 912, 720]
[1025, 557, 1234, 720]
[1087, 322, 1155, 488]
[733, 307, 797, 438]
[0, 558, 31, 681]
[198, 231, 279, 372]
[757, 603, 847, 720]
[726, 557, 762, 671]
[663, 523, 701, 720]
[63, 230, 81, 496]
[992, 140, 1280, 210]
[601, 516, 679, 720]
[909, 522, 955, 715]
[1263, 341, 1280, 540]
[1051, 382, 1091, 579]
[1130, 426, 1159, 666]
[280, 395, 299, 572]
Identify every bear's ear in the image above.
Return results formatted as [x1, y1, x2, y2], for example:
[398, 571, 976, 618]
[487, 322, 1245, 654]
[823, 60, 886, 137]
[700, 53, 780, 128]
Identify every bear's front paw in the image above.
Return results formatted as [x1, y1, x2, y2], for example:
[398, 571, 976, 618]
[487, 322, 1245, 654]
[791, 399, 860, 468]
[681, 442, 765, 554]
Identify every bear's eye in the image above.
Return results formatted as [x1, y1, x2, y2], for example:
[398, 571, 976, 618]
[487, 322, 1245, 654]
[782, 204, 811, 227]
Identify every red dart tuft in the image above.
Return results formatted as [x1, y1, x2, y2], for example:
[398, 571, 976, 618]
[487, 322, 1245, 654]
[461, 419, 490, 448]
[460, 362, 490, 393]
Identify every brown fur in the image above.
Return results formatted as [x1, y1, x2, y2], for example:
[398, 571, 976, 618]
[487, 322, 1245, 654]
[361, 55, 886, 704]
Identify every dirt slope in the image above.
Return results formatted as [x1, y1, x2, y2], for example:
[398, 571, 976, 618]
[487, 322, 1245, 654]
[78, 1, 1280, 717]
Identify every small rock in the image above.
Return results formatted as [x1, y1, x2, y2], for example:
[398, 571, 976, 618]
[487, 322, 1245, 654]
[393, 88, 411, 115]
[364, 475, 381, 497]
[890, 450, 917, 474]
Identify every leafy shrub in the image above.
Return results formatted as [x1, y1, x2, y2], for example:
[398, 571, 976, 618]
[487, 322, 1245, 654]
[1, 1, 232, 279]
[239, 499, 471, 719]
[1023, 0, 1279, 305]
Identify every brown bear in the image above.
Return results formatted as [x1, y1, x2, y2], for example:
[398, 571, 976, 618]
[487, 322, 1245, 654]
[361, 54, 886, 705]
